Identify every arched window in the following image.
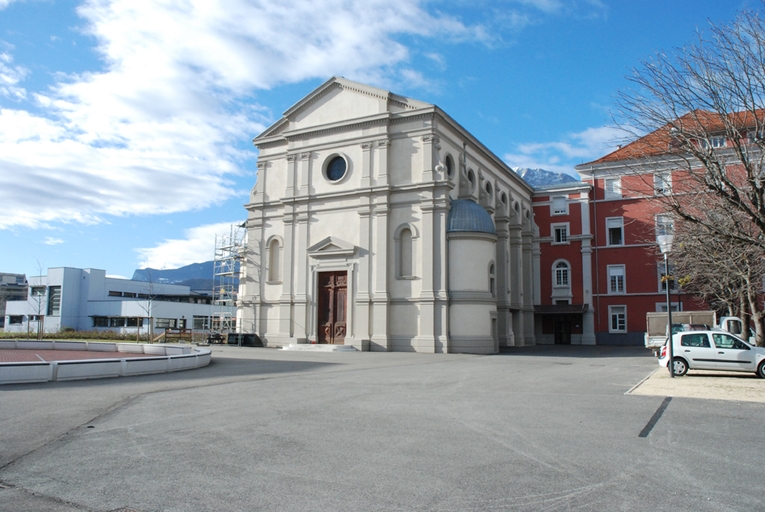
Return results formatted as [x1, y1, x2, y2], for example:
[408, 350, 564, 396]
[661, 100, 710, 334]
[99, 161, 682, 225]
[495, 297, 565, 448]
[445, 155, 455, 179]
[400, 228, 413, 278]
[489, 263, 496, 298]
[555, 261, 569, 287]
[268, 238, 282, 283]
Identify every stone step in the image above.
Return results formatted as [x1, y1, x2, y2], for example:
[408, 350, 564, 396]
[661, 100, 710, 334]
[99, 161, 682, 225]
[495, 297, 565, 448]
[280, 343, 357, 352]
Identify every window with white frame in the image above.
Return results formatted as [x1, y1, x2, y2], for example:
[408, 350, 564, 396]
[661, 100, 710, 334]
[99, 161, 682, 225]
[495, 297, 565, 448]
[655, 214, 674, 237]
[604, 177, 621, 199]
[654, 172, 672, 195]
[554, 261, 570, 287]
[608, 265, 625, 294]
[700, 136, 727, 149]
[489, 263, 496, 298]
[552, 223, 569, 245]
[658, 262, 677, 292]
[609, 305, 627, 333]
[606, 217, 624, 246]
[551, 196, 568, 215]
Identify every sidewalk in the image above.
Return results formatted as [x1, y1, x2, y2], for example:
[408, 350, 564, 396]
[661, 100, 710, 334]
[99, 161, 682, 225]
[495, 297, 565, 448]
[629, 367, 765, 402]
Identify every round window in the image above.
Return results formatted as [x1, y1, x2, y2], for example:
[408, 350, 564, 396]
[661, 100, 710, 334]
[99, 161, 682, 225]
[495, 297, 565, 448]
[326, 156, 347, 182]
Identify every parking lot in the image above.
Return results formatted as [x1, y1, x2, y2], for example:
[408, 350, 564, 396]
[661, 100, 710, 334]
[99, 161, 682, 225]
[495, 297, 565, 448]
[1, 345, 764, 511]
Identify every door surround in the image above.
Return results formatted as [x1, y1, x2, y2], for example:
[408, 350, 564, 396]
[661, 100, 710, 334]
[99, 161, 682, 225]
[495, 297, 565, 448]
[308, 260, 356, 344]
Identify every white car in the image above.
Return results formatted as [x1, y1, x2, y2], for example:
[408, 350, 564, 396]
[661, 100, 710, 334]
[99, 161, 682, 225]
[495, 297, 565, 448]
[658, 330, 765, 377]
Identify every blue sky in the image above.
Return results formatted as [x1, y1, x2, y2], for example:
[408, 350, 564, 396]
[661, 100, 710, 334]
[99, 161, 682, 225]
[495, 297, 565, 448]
[0, 0, 751, 279]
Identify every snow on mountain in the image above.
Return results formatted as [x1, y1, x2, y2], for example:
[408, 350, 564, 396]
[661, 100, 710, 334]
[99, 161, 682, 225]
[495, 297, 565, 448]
[513, 168, 580, 188]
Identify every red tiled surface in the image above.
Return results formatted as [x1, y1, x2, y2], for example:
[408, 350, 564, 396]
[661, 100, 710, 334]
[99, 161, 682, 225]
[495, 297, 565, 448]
[0, 349, 156, 363]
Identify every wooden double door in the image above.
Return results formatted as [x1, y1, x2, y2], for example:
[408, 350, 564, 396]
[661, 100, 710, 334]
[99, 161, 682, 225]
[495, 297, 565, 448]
[317, 271, 347, 344]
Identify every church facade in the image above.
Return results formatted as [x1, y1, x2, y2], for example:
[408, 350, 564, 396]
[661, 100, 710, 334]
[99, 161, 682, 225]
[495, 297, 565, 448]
[239, 77, 538, 353]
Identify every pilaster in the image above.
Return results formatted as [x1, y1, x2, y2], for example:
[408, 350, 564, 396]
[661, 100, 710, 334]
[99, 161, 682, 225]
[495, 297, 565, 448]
[285, 154, 298, 197]
[298, 152, 311, 196]
[361, 142, 373, 188]
[371, 194, 390, 351]
[421, 135, 438, 182]
[375, 139, 390, 187]
[356, 198, 373, 341]
[495, 216, 514, 348]
[279, 212, 295, 338]
[294, 209, 310, 339]
[521, 217, 536, 346]
[415, 194, 436, 352]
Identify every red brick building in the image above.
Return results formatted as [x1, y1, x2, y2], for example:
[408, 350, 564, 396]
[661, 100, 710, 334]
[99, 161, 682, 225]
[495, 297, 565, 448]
[533, 130, 711, 345]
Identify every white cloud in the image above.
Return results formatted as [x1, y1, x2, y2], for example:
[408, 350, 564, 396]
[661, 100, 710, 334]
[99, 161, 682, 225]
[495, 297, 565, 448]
[43, 237, 64, 245]
[0, 49, 27, 99]
[504, 125, 622, 176]
[0, 0, 494, 231]
[136, 221, 243, 270]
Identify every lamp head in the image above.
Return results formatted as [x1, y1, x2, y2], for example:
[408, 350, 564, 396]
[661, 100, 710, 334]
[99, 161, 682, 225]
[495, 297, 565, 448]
[657, 234, 674, 255]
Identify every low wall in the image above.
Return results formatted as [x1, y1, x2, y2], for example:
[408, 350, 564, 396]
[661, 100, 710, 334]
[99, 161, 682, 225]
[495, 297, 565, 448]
[0, 340, 212, 385]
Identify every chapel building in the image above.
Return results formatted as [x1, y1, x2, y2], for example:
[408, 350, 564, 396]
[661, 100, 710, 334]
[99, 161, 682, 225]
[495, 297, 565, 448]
[238, 77, 538, 353]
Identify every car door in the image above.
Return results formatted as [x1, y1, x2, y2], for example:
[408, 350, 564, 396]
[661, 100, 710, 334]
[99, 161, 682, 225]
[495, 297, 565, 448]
[710, 333, 756, 371]
[677, 333, 716, 370]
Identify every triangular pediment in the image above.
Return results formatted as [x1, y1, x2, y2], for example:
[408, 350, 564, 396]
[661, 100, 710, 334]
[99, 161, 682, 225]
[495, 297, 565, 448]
[307, 236, 356, 258]
[254, 76, 432, 143]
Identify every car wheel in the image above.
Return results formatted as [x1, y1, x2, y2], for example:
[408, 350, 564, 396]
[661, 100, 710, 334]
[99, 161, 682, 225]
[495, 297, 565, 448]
[757, 361, 765, 379]
[672, 357, 688, 377]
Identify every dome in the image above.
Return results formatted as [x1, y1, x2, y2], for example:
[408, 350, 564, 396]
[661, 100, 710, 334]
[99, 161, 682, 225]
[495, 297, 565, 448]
[447, 199, 496, 234]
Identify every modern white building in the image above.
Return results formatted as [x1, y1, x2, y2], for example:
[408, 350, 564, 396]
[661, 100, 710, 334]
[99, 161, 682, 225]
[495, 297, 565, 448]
[239, 77, 539, 354]
[4, 267, 234, 335]
[0, 272, 27, 329]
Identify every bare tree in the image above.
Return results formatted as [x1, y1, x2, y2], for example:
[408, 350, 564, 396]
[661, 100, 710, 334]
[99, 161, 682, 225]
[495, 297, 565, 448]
[615, 5, 765, 340]
[617, 6, 765, 244]
[669, 216, 765, 345]
[27, 261, 48, 340]
[135, 270, 157, 342]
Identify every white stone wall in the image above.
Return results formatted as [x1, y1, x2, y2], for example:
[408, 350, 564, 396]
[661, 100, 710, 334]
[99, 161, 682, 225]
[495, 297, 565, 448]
[240, 77, 537, 353]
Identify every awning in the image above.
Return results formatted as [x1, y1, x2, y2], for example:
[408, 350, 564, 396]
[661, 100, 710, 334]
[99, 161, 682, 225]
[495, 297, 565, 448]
[534, 304, 588, 315]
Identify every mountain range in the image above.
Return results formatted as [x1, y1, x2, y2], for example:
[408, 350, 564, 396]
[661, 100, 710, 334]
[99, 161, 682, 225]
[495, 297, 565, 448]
[514, 167, 580, 187]
[132, 261, 215, 291]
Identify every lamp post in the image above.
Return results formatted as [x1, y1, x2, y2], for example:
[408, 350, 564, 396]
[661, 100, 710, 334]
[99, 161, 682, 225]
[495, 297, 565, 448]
[657, 234, 675, 377]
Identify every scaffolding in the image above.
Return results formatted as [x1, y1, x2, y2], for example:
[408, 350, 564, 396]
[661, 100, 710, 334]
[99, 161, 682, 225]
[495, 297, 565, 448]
[213, 223, 246, 336]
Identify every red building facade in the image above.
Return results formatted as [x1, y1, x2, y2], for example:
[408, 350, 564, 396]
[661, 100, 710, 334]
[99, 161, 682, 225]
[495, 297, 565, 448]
[533, 144, 708, 345]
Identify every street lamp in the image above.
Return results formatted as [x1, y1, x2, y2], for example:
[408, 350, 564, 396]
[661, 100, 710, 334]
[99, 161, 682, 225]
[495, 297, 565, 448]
[657, 234, 675, 377]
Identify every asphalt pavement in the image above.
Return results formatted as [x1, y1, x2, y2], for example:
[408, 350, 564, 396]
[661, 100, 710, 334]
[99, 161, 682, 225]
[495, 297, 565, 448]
[1, 345, 764, 511]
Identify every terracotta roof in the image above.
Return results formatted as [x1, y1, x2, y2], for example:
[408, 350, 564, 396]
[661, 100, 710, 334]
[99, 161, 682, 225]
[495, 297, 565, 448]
[582, 109, 765, 165]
